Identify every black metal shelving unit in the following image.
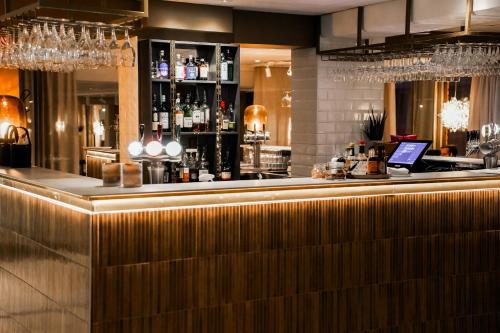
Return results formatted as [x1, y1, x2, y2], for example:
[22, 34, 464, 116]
[139, 39, 241, 180]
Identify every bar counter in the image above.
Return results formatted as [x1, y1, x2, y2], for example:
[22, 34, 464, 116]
[1, 167, 499, 332]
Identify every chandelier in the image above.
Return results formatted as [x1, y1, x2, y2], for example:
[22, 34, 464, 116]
[441, 97, 470, 133]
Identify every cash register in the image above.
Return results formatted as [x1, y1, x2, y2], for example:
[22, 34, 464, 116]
[387, 140, 433, 174]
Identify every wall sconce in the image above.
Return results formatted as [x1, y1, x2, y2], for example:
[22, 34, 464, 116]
[0, 92, 31, 139]
[287, 65, 292, 77]
[244, 105, 268, 132]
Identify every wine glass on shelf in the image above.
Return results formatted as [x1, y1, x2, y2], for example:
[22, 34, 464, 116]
[120, 29, 135, 68]
[108, 27, 121, 67]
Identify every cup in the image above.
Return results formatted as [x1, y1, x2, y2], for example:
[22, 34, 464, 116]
[122, 162, 143, 188]
[148, 165, 165, 184]
[102, 162, 122, 187]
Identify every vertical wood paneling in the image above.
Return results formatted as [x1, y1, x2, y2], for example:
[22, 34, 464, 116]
[92, 189, 500, 332]
[0, 186, 91, 333]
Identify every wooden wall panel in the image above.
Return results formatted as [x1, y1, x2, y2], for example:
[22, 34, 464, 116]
[0, 186, 91, 333]
[92, 189, 500, 332]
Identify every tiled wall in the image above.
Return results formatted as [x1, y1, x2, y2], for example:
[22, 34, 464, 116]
[291, 48, 384, 177]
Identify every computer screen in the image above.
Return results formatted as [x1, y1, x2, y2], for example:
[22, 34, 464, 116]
[387, 140, 432, 168]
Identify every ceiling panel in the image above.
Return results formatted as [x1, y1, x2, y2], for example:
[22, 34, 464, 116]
[165, 0, 389, 15]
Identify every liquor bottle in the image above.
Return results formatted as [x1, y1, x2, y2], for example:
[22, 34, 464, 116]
[199, 58, 209, 80]
[226, 49, 234, 81]
[186, 55, 197, 80]
[221, 100, 229, 131]
[151, 61, 158, 79]
[159, 94, 169, 130]
[199, 147, 209, 176]
[159, 50, 168, 78]
[378, 145, 387, 175]
[174, 93, 184, 129]
[367, 148, 380, 175]
[175, 54, 185, 80]
[221, 150, 232, 181]
[194, 57, 200, 79]
[192, 95, 202, 132]
[188, 150, 198, 182]
[180, 152, 190, 183]
[227, 103, 235, 131]
[183, 94, 193, 131]
[357, 140, 367, 161]
[220, 52, 228, 81]
[152, 94, 159, 129]
[201, 90, 210, 132]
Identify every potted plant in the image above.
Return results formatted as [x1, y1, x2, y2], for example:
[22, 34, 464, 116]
[362, 107, 387, 148]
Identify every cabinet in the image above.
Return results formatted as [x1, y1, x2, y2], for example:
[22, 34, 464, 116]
[138, 39, 240, 180]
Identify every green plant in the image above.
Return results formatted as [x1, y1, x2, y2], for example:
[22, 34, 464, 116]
[362, 108, 387, 141]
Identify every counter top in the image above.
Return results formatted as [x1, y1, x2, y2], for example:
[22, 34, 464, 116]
[2, 167, 500, 212]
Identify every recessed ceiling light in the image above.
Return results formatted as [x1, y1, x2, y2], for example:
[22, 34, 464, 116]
[255, 59, 261, 63]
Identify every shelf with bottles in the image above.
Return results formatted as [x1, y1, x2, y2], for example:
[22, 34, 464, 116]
[221, 134, 240, 180]
[174, 42, 217, 82]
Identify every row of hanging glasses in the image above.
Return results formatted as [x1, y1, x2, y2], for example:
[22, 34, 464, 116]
[327, 43, 500, 83]
[0, 19, 136, 72]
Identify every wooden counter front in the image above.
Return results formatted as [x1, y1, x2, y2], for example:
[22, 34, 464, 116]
[0, 168, 499, 332]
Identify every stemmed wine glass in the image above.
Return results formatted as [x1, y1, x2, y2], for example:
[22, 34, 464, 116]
[121, 29, 135, 67]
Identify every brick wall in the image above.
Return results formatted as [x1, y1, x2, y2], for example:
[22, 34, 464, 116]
[291, 49, 384, 177]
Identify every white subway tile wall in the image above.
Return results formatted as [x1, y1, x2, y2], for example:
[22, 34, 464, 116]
[291, 48, 384, 177]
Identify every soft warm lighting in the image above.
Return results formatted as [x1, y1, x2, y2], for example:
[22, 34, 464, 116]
[1, 97, 8, 109]
[265, 65, 272, 78]
[127, 141, 143, 157]
[55, 120, 65, 133]
[145, 141, 163, 157]
[165, 141, 182, 157]
[244, 105, 267, 132]
[441, 97, 469, 133]
[93, 121, 105, 136]
[0, 121, 11, 138]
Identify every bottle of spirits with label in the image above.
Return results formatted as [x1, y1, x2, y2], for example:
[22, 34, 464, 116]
[202, 90, 210, 132]
[222, 104, 229, 131]
[175, 54, 185, 81]
[194, 57, 200, 79]
[183, 94, 193, 131]
[192, 96, 202, 132]
[221, 150, 232, 181]
[152, 94, 159, 129]
[367, 148, 380, 175]
[199, 58, 209, 80]
[180, 152, 190, 183]
[187, 149, 198, 182]
[220, 52, 228, 81]
[159, 94, 169, 130]
[186, 55, 197, 80]
[158, 50, 168, 78]
[151, 61, 158, 79]
[226, 49, 234, 81]
[199, 147, 209, 177]
[227, 103, 235, 131]
[378, 145, 387, 175]
[174, 93, 184, 130]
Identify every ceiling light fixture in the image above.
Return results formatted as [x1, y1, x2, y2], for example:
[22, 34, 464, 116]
[265, 64, 272, 78]
[441, 97, 469, 133]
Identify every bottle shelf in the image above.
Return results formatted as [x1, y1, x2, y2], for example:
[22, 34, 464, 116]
[175, 80, 217, 85]
[152, 78, 171, 83]
[152, 130, 239, 136]
[221, 81, 238, 85]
